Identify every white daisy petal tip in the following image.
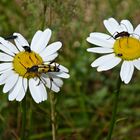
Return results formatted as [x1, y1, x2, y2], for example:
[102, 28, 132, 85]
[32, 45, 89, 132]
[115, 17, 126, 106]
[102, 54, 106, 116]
[124, 80, 129, 84]
[13, 32, 18, 36]
[31, 28, 53, 53]
[108, 17, 116, 21]
[91, 62, 97, 67]
[53, 88, 60, 93]
[44, 28, 52, 35]
[123, 76, 132, 84]
[8, 97, 14, 101]
[134, 24, 140, 37]
[65, 73, 70, 78]
[103, 17, 116, 26]
[57, 41, 62, 48]
[86, 37, 92, 43]
[120, 20, 134, 33]
[0, 37, 4, 42]
[87, 48, 92, 52]
[97, 67, 103, 72]
[13, 32, 29, 47]
[60, 73, 70, 79]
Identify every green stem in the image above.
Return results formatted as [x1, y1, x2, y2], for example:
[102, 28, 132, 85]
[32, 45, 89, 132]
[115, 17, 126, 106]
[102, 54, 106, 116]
[106, 76, 122, 140]
[49, 93, 57, 140]
[21, 96, 26, 140]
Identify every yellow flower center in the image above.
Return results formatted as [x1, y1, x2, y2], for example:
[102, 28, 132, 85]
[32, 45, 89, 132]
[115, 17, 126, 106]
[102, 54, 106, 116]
[113, 37, 140, 60]
[13, 51, 43, 78]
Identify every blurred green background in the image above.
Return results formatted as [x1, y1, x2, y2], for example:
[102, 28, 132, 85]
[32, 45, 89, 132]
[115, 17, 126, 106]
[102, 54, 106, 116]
[1, 0, 140, 140]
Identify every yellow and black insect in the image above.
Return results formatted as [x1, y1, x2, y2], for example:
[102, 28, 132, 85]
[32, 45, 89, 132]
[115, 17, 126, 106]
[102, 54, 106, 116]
[26, 63, 60, 75]
[20, 62, 61, 92]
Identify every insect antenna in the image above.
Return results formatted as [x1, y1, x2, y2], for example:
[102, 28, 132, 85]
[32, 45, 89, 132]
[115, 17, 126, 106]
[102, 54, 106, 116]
[119, 23, 140, 39]
[106, 32, 119, 40]
[120, 23, 128, 32]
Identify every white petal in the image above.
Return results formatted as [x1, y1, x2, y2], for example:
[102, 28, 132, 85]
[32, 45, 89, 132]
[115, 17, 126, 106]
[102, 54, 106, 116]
[120, 61, 128, 81]
[0, 44, 14, 56]
[124, 62, 134, 84]
[0, 37, 19, 54]
[103, 18, 120, 35]
[31, 28, 52, 53]
[87, 32, 115, 48]
[16, 78, 27, 101]
[40, 84, 47, 101]
[97, 56, 121, 71]
[29, 78, 47, 103]
[43, 53, 58, 62]
[91, 53, 116, 67]
[8, 76, 23, 101]
[44, 78, 60, 92]
[133, 59, 140, 70]
[49, 72, 70, 79]
[120, 20, 133, 33]
[53, 78, 63, 87]
[0, 52, 13, 61]
[3, 72, 19, 93]
[59, 64, 69, 73]
[0, 63, 13, 73]
[0, 70, 12, 85]
[120, 61, 131, 83]
[87, 47, 113, 53]
[13, 33, 29, 51]
[31, 30, 43, 49]
[134, 24, 140, 37]
[40, 42, 62, 57]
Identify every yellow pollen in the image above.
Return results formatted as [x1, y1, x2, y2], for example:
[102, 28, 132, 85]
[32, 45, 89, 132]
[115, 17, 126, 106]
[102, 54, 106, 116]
[13, 51, 43, 78]
[113, 37, 140, 60]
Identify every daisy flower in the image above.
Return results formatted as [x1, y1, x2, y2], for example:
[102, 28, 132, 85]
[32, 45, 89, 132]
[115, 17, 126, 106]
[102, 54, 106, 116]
[0, 28, 70, 103]
[87, 17, 140, 84]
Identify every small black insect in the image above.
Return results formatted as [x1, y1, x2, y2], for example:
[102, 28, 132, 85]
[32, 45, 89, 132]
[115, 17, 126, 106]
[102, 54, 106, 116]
[4, 35, 18, 40]
[23, 46, 31, 53]
[114, 31, 130, 39]
[117, 53, 123, 57]
[4, 35, 31, 52]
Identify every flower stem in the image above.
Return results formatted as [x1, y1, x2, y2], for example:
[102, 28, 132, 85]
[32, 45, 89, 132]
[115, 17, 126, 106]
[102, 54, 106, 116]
[21, 96, 26, 140]
[106, 76, 122, 140]
[49, 93, 57, 140]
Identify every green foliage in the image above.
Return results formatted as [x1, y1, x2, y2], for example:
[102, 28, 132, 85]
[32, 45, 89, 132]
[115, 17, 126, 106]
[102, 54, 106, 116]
[0, 0, 140, 140]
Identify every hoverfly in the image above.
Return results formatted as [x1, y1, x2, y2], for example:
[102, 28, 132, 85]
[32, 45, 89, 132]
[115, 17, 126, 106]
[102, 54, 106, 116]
[26, 63, 60, 75]
[21, 62, 63, 92]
